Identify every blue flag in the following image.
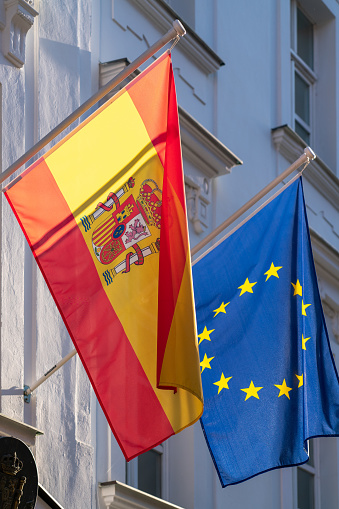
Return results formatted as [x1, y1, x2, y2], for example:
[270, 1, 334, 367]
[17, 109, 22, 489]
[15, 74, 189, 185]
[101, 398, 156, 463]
[193, 178, 339, 488]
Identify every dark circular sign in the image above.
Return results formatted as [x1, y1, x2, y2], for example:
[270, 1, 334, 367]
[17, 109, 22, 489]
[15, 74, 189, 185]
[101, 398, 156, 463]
[113, 224, 125, 239]
[0, 436, 38, 508]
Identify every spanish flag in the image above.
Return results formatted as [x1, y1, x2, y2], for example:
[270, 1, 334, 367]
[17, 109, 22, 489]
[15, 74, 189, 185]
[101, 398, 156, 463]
[5, 52, 203, 460]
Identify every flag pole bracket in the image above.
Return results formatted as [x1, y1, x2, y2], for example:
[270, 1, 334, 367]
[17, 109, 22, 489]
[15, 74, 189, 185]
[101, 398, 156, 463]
[23, 385, 31, 404]
[23, 348, 77, 403]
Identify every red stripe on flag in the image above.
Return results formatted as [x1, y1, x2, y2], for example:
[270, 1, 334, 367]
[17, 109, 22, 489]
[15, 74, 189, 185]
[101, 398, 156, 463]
[126, 53, 170, 168]
[157, 60, 190, 386]
[127, 54, 189, 387]
[5, 159, 174, 460]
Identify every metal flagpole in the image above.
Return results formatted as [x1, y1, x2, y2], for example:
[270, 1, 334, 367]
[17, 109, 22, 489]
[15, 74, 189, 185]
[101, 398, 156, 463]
[24, 146, 316, 402]
[22, 20, 186, 403]
[1, 19, 186, 187]
[191, 146, 316, 257]
[24, 349, 77, 402]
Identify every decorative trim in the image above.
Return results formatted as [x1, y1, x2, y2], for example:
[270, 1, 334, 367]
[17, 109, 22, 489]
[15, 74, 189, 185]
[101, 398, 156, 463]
[272, 125, 339, 212]
[99, 481, 184, 509]
[185, 176, 209, 235]
[310, 229, 339, 344]
[0, 413, 43, 447]
[99, 59, 138, 101]
[1, 0, 38, 68]
[179, 108, 241, 235]
[290, 50, 317, 85]
[179, 107, 242, 178]
[112, 0, 224, 74]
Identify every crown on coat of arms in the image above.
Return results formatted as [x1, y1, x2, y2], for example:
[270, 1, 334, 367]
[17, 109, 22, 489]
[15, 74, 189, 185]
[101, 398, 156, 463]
[137, 180, 162, 229]
[1, 452, 23, 476]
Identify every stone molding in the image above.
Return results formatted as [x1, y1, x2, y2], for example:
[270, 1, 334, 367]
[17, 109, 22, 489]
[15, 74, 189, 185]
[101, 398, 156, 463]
[112, 0, 224, 74]
[179, 107, 242, 178]
[1, 0, 38, 68]
[0, 413, 43, 447]
[310, 229, 339, 344]
[179, 107, 242, 235]
[99, 481, 184, 509]
[272, 124, 339, 212]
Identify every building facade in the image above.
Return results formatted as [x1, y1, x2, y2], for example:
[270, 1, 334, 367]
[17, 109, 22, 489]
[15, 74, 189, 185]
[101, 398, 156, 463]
[0, 0, 338, 508]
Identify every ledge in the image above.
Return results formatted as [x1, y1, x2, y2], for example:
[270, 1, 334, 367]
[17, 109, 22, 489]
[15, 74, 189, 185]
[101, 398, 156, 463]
[272, 125, 339, 212]
[99, 481, 184, 509]
[179, 106, 242, 177]
[0, 413, 43, 447]
[122, 0, 224, 74]
[310, 229, 339, 344]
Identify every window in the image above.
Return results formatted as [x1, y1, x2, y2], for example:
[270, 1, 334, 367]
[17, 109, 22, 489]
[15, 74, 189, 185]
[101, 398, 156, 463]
[290, 3, 316, 145]
[297, 440, 319, 509]
[126, 445, 163, 498]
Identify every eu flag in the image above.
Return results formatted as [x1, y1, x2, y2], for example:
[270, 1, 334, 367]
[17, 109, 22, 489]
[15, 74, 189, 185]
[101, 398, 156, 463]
[193, 178, 339, 487]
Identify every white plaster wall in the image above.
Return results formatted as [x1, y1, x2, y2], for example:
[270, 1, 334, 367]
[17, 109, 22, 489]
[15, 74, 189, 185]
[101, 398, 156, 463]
[0, 59, 26, 423]
[0, 0, 338, 508]
[33, 0, 95, 503]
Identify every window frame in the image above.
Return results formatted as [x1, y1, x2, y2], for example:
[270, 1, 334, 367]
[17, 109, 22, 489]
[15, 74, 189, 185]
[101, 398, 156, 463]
[290, 1, 317, 146]
[126, 442, 169, 500]
[296, 439, 321, 509]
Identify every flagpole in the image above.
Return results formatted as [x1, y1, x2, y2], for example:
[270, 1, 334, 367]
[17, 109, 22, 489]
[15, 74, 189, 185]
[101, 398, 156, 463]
[24, 348, 77, 402]
[1, 20, 186, 187]
[24, 147, 317, 402]
[191, 146, 316, 257]
[23, 147, 316, 402]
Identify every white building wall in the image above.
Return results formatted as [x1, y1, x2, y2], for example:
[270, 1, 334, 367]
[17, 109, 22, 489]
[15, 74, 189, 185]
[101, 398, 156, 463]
[0, 0, 338, 508]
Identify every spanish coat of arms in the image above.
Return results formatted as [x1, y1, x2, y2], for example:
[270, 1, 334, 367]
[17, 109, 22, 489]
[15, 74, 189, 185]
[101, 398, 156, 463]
[80, 177, 162, 285]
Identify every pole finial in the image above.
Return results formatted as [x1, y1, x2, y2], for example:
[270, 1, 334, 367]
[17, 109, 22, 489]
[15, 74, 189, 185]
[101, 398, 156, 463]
[304, 146, 316, 161]
[173, 19, 186, 37]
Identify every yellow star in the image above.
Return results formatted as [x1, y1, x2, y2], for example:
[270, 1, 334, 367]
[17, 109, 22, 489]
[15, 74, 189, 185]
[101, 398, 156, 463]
[302, 334, 310, 350]
[214, 373, 232, 394]
[291, 279, 303, 296]
[302, 300, 311, 316]
[241, 380, 263, 401]
[274, 379, 292, 399]
[295, 373, 304, 387]
[213, 301, 230, 317]
[198, 326, 215, 345]
[200, 353, 214, 373]
[264, 263, 282, 281]
[238, 278, 257, 296]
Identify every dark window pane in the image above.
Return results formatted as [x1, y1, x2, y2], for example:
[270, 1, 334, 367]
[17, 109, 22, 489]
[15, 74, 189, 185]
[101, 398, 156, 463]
[295, 120, 310, 144]
[295, 73, 310, 124]
[297, 468, 314, 509]
[138, 450, 161, 498]
[297, 8, 314, 69]
[308, 440, 314, 467]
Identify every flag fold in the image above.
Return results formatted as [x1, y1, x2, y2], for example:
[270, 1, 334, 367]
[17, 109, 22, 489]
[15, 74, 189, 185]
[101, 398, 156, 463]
[193, 178, 339, 487]
[5, 52, 203, 460]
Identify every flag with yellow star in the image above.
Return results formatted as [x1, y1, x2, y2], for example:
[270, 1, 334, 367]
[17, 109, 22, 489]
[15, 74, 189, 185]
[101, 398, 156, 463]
[193, 177, 339, 487]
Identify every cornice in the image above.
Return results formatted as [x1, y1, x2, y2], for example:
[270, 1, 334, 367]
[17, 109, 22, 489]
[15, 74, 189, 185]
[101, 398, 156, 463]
[0, 413, 43, 447]
[99, 481, 184, 509]
[272, 124, 339, 212]
[179, 106, 242, 178]
[116, 0, 224, 74]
